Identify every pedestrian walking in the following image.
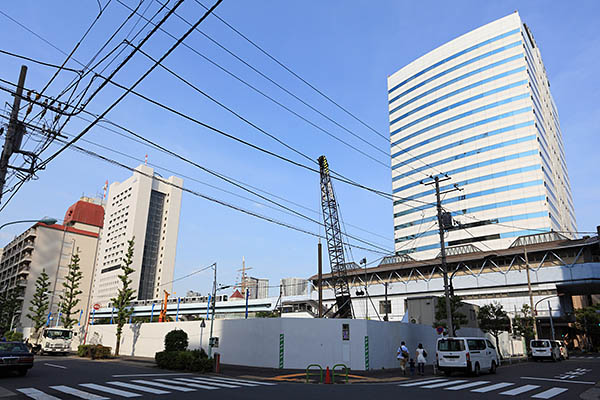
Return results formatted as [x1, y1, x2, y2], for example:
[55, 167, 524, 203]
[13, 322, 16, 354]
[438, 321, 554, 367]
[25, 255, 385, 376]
[416, 343, 427, 376]
[397, 341, 409, 375]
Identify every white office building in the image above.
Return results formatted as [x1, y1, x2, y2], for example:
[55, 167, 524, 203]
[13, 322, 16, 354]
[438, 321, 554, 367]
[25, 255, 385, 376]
[92, 164, 182, 306]
[388, 12, 576, 259]
[281, 277, 309, 297]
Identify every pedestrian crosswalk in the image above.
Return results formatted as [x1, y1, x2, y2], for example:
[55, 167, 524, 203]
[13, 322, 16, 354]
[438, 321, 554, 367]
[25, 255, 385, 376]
[398, 378, 570, 398]
[16, 375, 276, 399]
[570, 356, 600, 359]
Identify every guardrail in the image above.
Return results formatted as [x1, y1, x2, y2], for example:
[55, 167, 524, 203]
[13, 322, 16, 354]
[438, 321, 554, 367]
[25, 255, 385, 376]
[332, 363, 349, 384]
[306, 364, 323, 383]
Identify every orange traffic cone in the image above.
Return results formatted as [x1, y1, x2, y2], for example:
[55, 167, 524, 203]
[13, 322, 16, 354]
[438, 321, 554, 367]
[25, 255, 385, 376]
[324, 366, 332, 384]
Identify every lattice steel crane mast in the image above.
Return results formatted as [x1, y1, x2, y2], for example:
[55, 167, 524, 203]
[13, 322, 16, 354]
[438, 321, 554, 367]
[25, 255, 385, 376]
[318, 155, 353, 318]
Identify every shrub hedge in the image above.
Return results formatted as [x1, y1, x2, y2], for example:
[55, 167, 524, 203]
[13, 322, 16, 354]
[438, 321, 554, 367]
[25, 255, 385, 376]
[164, 329, 188, 352]
[155, 349, 213, 373]
[77, 344, 112, 359]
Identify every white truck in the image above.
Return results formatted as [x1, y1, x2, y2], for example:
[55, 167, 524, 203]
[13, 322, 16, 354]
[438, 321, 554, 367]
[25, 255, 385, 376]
[31, 328, 75, 355]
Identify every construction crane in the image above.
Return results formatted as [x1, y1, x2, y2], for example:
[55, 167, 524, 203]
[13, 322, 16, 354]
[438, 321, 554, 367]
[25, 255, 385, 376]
[158, 290, 171, 322]
[318, 155, 353, 318]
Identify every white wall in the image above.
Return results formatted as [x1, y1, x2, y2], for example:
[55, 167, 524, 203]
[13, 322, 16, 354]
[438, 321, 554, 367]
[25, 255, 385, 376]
[86, 318, 489, 371]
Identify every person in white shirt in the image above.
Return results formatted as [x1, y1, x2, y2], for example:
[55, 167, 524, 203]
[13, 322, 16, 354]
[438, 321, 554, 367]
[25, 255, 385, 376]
[397, 341, 409, 375]
[416, 343, 427, 376]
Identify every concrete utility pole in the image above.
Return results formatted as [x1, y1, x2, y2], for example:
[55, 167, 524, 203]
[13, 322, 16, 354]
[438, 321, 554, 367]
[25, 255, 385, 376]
[384, 282, 389, 321]
[0, 65, 27, 203]
[208, 262, 217, 359]
[318, 241, 323, 318]
[423, 175, 461, 336]
[548, 301, 555, 341]
[524, 244, 538, 339]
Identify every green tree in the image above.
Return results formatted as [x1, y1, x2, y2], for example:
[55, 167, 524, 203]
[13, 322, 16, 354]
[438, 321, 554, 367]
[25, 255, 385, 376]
[574, 304, 600, 351]
[26, 269, 51, 341]
[513, 304, 535, 351]
[111, 238, 136, 356]
[434, 295, 468, 335]
[478, 302, 511, 357]
[58, 252, 83, 329]
[0, 287, 21, 335]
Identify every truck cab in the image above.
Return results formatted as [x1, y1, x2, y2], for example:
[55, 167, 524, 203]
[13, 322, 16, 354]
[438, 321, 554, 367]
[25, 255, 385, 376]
[39, 328, 75, 355]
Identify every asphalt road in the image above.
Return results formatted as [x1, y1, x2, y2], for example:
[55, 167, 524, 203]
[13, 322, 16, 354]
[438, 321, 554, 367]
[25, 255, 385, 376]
[0, 354, 598, 399]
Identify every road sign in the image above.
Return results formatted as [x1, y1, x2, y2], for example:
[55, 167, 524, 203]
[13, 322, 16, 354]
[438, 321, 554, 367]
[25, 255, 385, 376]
[436, 326, 444, 335]
[93, 304, 101, 311]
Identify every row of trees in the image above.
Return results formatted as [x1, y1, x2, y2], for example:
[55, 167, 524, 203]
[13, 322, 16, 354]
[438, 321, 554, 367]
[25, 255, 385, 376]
[17, 238, 137, 356]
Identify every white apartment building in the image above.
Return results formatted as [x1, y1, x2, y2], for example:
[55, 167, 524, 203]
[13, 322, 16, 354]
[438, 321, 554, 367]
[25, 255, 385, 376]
[388, 12, 576, 259]
[92, 164, 182, 306]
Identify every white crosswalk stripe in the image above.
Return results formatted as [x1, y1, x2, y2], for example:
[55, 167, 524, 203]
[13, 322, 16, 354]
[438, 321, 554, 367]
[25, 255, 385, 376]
[175, 377, 240, 388]
[532, 388, 569, 399]
[209, 376, 277, 386]
[499, 384, 540, 396]
[445, 381, 490, 390]
[79, 383, 140, 398]
[16, 375, 274, 400]
[131, 379, 196, 392]
[107, 381, 171, 394]
[153, 378, 219, 390]
[398, 378, 448, 387]
[16, 388, 61, 400]
[471, 382, 514, 392]
[422, 380, 468, 388]
[189, 376, 260, 387]
[50, 386, 108, 399]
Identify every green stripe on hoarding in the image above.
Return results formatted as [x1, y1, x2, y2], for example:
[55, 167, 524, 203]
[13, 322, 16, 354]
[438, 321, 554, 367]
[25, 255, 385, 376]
[279, 333, 284, 369]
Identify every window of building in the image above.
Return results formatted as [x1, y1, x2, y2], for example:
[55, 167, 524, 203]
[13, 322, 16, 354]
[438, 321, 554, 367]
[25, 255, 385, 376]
[379, 300, 392, 315]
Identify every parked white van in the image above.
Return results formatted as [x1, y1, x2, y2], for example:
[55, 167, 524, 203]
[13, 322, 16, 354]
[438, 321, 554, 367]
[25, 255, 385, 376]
[530, 339, 561, 361]
[436, 337, 500, 376]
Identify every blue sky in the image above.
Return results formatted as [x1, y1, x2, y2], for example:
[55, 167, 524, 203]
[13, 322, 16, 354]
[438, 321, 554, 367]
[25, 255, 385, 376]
[0, 1, 598, 297]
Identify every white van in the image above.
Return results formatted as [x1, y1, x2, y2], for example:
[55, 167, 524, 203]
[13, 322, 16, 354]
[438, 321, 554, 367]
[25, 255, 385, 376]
[436, 337, 500, 376]
[530, 339, 561, 361]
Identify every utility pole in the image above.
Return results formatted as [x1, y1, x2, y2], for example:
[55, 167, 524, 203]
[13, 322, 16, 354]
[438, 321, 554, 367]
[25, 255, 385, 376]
[361, 258, 368, 320]
[0, 65, 27, 203]
[384, 282, 389, 321]
[208, 262, 217, 359]
[548, 301, 555, 341]
[524, 244, 538, 339]
[318, 240, 323, 318]
[424, 175, 460, 336]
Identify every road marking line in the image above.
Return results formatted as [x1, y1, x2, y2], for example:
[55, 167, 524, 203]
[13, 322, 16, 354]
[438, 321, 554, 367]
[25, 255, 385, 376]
[205, 376, 276, 386]
[189, 376, 259, 387]
[532, 388, 569, 399]
[107, 381, 171, 394]
[445, 381, 490, 390]
[112, 373, 193, 377]
[131, 380, 195, 392]
[398, 378, 448, 387]
[499, 384, 540, 396]
[422, 380, 467, 389]
[44, 363, 67, 369]
[471, 382, 514, 393]
[521, 377, 595, 385]
[153, 378, 218, 390]
[16, 388, 61, 400]
[177, 378, 239, 388]
[50, 385, 108, 399]
[79, 383, 140, 398]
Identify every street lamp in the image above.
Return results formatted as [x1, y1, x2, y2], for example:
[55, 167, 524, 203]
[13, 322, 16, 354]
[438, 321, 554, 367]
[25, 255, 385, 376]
[534, 294, 564, 341]
[0, 217, 58, 231]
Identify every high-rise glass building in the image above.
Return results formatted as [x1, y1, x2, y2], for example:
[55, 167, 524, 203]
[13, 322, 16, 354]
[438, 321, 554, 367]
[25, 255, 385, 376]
[388, 12, 576, 260]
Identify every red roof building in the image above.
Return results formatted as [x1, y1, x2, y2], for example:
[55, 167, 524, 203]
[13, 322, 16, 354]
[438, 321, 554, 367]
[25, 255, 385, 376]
[64, 199, 104, 228]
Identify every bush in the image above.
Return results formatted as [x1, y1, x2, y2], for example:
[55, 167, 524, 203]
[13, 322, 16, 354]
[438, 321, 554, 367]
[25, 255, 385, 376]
[164, 329, 188, 352]
[155, 349, 212, 373]
[77, 344, 112, 359]
[4, 331, 23, 341]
